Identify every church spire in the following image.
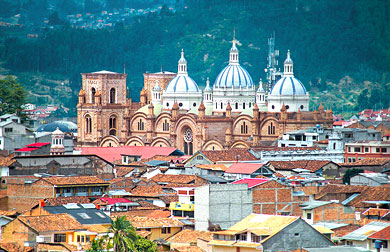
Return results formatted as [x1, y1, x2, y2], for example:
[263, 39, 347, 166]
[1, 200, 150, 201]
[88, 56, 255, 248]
[178, 48, 188, 75]
[229, 30, 239, 65]
[283, 50, 294, 77]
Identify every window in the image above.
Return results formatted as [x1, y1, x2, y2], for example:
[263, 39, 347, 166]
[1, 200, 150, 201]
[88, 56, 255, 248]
[85, 115, 92, 134]
[365, 147, 369, 153]
[220, 102, 223, 109]
[333, 143, 336, 149]
[110, 88, 116, 103]
[137, 119, 145, 131]
[179, 102, 183, 107]
[243, 103, 245, 109]
[197, 155, 203, 160]
[77, 213, 92, 219]
[300, 105, 304, 109]
[162, 227, 171, 234]
[91, 87, 96, 103]
[294, 233, 300, 237]
[240, 121, 248, 134]
[166, 102, 169, 107]
[54, 233, 66, 242]
[271, 105, 275, 110]
[285, 105, 289, 110]
[193, 102, 196, 107]
[77, 235, 85, 243]
[251, 233, 260, 243]
[76, 187, 88, 196]
[348, 147, 351, 152]
[354, 147, 361, 152]
[382, 148, 387, 153]
[4, 128, 12, 133]
[163, 120, 169, 131]
[109, 116, 117, 136]
[376, 147, 380, 153]
[306, 213, 312, 219]
[268, 122, 275, 135]
[346, 241, 353, 246]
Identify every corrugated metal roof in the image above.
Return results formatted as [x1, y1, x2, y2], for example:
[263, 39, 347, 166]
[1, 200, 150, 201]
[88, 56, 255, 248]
[342, 221, 390, 241]
[342, 193, 360, 205]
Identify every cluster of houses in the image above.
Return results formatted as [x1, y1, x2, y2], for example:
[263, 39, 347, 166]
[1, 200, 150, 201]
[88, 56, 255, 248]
[2, 113, 390, 251]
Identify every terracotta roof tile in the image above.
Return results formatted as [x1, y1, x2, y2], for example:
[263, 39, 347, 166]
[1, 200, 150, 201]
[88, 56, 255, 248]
[18, 214, 84, 232]
[0, 153, 15, 166]
[195, 164, 226, 171]
[146, 210, 171, 218]
[167, 229, 213, 243]
[116, 167, 135, 177]
[45, 196, 92, 206]
[158, 194, 179, 204]
[36, 243, 71, 252]
[200, 148, 257, 163]
[137, 230, 152, 238]
[267, 160, 334, 172]
[129, 216, 184, 228]
[369, 225, 390, 240]
[315, 184, 368, 200]
[0, 210, 17, 217]
[225, 163, 263, 174]
[40, 176, 108, 186]
[0, 242, 33, 252]
[130, 185, 165, 197]
[86, 224, 109, 234]
[150, 174, 206, 185]
[171, 246, 205, 252]
[111, 209, 163, 219]
[342, 158, 390, 167]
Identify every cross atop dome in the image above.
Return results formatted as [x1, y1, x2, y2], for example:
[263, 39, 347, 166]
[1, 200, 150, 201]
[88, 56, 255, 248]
[229, 30, 239, 65]
[283, 50, 294, 77]
[178, 49, 188, 75]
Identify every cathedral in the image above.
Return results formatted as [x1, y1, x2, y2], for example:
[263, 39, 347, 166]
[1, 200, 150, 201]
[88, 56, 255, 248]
[77, 36, 333, 154]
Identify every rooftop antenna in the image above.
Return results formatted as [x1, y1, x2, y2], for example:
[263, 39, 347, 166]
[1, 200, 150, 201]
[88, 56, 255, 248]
[123, 64, 126, 74]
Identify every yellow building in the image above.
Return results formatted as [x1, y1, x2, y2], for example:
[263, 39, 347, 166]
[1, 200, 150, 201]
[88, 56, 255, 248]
[209, 214, 334, 252]
[129, 216, 184, 241]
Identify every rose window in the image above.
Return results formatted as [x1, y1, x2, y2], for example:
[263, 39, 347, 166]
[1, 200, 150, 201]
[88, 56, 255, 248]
[184, 128, 193, 142]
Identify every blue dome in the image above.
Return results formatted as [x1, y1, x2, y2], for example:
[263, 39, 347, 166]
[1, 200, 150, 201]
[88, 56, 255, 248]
[270, 76, 307, 96]
[214, 65, 253, 89]
[37, 121, 77, 133]
[164, 75, 200, 93]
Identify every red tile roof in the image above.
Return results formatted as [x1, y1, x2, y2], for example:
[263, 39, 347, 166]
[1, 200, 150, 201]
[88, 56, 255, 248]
[18, 214, 84, 232]
[96, 197, 132, 205]
[342, 158, 390, 167]
[232, 178, 269, 188]
[25, 142, 50, 147]
[225, 163, 263, 174]
[150, 174, 205, 184]
[200, 148, 257, 163]
[40, 176, 108, 186]
[45, 196, 92, 206]
[267, 160, 333, 172]
[14, 147, 39, 152]
[369, 225, 390, 240]
[80, 146, 179, 162]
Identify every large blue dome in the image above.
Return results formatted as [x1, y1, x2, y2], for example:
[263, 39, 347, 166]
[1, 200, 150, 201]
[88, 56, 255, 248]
[270, 76, 307, 96]
[214, 64, 254, 89]
[164, 75, 200, 93]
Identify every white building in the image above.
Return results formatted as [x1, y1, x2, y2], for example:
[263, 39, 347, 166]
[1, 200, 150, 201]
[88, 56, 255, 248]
[267, 50, 309, 112]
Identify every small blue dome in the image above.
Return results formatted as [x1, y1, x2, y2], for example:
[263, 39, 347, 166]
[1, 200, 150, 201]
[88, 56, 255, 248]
[214, 65, 253, 89]
[164, 75, 200, 93]
[270, 76, 307, 96]
[37, 121, 77, 133]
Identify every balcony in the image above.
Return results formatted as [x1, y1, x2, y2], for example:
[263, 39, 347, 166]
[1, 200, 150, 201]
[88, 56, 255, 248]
[169, 202, 194, 211]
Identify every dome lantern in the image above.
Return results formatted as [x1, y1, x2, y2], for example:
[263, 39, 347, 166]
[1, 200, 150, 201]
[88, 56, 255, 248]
[178, 49, 188, 75]
[229, 30, 239, 65]
[283, 50, 294, 77]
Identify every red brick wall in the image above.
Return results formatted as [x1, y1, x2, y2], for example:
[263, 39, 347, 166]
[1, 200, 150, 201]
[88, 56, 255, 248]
[6, 178, 54, 212]
[1, 219, 37, 246]
[313, 202, 356, 224]
[251, 180, 303, 216]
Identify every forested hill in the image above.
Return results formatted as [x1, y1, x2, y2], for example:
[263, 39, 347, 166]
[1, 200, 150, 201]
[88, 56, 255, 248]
[1, 0, 390, 115]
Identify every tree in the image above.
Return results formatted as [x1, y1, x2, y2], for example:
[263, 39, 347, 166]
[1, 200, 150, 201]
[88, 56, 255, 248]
[134, 235, 158, 252]
[0, 76, 27, 119]
[342, 168, 363, 185]
[108, 216, 138, 252]
[86, 237, 106, 252]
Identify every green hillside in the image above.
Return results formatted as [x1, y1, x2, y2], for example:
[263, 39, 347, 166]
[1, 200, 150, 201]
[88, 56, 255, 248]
[0, 0, 389, 116]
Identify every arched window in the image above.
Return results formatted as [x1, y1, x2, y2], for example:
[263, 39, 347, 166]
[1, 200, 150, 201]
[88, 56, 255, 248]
[137, 119, 144, 131]
[243, 103, 246, 109]
[163, 119, 169, 131]
[183, 128, 193, 155]
[109, 116, 117, 136]
[220, 102, 223, 109]
[110, 88, 116, 104]
[240, 121, 248, 134]
[91, 88, 96, 103]
[85, 115, 92, 134]
[235, 103, 238, 110]
[268, 122, 276, 135]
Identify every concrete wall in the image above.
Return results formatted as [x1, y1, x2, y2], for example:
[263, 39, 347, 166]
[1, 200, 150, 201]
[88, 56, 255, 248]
[195, 184, 252, 231]
[263, 218, 334, 252]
